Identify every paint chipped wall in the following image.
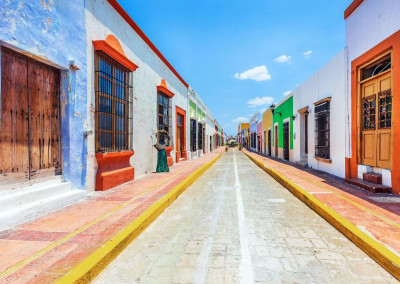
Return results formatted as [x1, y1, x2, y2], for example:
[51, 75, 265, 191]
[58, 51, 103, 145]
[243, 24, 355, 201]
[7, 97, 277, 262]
[0, 0, 88, 189]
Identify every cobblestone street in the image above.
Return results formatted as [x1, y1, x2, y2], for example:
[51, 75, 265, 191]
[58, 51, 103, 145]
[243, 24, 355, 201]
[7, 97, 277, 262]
[94, 149, 395, 283]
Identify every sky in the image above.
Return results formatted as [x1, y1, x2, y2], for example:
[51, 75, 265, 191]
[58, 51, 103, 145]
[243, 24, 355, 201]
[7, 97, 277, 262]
[118, 0, 351, 136]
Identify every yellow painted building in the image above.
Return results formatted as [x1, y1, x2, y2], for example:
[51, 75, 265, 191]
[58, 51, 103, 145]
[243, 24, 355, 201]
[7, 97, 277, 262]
[238, 123, 250, 133]
[262, 108, 273, 155]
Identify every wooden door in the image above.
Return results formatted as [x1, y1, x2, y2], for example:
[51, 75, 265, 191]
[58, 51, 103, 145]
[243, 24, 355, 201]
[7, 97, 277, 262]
[283, 122, 289, 161]
[177, 114, 183, 159]
[305, 113, 308, 155]
[0, 47, 61, 185]
[274, 125, 278, 156]
[360, 71, 392, 169]
[263, 131, 266, 154]
[268, 129, 271, 156]
[0, 47, 29, 184]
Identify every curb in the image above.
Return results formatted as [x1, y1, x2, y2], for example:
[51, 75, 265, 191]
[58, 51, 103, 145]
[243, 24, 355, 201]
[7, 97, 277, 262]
[57, 154, 222, 284]
[242, 150, 400, 280]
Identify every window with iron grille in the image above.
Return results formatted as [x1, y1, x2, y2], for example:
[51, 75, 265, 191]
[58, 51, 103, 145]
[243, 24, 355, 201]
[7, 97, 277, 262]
[95, 51, 133, 152]
[190, 119, 197, 152]
[157, 92, 172, 142]
[198, 123, 203, 150]
[314, 101, 330, 159]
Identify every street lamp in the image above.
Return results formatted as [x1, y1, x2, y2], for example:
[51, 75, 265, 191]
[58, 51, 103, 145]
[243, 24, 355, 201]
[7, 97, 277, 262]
[270, 104, 281, 116]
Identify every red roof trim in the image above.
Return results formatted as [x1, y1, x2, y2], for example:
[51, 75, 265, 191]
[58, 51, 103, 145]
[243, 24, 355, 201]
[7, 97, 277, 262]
[344, 0, 364, 19]
[106, 0, 189, 88]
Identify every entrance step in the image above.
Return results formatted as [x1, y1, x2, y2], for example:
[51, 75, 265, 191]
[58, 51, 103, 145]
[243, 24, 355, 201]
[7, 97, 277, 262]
[345, 178, 391, 194]
[295, 160, 308, 167]
[300, 157, 308, 162]
[0, 180, 86, 230]
[363, 172, 382, 184]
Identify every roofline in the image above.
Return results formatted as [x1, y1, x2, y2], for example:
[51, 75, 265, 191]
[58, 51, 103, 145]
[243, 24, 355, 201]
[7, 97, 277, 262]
[107, 0, 189, 88]
[344, 0, 364, 19]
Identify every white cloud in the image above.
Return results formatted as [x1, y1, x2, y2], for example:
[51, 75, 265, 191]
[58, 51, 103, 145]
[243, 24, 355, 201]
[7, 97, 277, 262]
[232, 116, 249, 123]
[234, 65, 271, 81]
[247, 96, 274, 108]
[303, 50, 312, 58]
[283, 90, 292, 96]
[273, 54, 291, 63]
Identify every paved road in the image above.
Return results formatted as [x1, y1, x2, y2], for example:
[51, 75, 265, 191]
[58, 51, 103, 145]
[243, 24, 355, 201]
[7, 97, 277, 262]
[94, 149, 395, 283]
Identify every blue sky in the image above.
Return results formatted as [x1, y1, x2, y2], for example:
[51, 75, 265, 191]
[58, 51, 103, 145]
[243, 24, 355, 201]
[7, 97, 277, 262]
[118, 0, 350, 135]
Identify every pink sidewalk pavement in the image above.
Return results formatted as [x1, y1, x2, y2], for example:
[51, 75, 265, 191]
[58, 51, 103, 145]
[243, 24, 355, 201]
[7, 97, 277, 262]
[243, 148, 400, 260]
[0, 149, 223, 283]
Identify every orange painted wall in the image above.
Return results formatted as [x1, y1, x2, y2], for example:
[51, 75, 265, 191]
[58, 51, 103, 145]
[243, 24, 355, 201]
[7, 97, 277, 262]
[348, 30, 400, 195]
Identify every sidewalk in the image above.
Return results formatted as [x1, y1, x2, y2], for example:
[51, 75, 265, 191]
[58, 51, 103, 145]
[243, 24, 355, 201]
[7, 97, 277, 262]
[0, 149, 223, 283]
[242, 148, 400, 278]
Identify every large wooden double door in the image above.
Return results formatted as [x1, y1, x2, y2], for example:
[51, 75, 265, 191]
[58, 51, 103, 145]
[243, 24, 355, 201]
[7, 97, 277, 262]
[0, 47, 62, 185]
[360, 70, 392, 169]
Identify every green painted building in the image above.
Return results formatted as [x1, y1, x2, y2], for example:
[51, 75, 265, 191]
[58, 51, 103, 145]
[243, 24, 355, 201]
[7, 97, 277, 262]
[272, 95, 293, 161]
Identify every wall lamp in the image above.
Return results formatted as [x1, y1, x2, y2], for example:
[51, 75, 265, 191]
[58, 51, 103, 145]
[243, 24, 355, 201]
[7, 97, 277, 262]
[270, 104, 281, 116]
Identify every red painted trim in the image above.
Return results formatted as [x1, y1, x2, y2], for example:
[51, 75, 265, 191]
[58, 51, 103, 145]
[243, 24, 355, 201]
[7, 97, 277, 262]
[106, 0, 189, 88]
[93, 38, 138, 71]
[344, 0, 364, 19]
[348, 30, 400, 195]
[175, 106, 187, 162]
[157, 86, 175, 98]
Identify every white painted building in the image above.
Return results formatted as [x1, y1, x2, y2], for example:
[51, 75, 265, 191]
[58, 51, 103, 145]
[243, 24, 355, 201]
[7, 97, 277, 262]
[85, 0, 190, 191]
[344, 0, 400, 193]
[293, 49, 347, 178]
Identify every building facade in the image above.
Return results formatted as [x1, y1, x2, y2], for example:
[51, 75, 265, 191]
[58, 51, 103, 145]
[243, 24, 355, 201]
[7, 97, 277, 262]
[0, 1, 88, 190]
[249, 112, 261, 152]
[262, 108, 273, 155]
[272, 95, 294, 162]
[293, 50, 347, 177]
[344, 0, 400, 193]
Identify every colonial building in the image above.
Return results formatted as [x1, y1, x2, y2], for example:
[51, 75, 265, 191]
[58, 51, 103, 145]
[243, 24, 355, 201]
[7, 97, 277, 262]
[249, 112, 261, 152]
[262, 108, 273, 156]
[271, 95, 294, 162]
[344, 0, 400, 194]
[0, 0, 88, 227]
[292, 50, 347, 177]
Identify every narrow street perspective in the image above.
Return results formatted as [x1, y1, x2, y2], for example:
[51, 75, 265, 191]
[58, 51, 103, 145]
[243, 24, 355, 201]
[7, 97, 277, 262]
[94, 149, 395, 283]
[1, 0, 400, 282]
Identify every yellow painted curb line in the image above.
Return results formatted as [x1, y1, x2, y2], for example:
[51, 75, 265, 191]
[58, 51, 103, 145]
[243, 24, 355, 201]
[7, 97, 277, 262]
[57, 154, 222, 284]
[242, 150, 400, 280]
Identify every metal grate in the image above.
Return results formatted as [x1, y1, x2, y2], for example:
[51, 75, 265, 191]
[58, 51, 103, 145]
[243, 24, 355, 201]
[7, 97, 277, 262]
[315, 101, 330, 159]
[198, 122, 203, 150]
[95, 51, 133, 153]
[362, 94, 376, 130]
[157, 92, 172, 142]
[378, 89, 392, 129]
[190, 119, 197, 152]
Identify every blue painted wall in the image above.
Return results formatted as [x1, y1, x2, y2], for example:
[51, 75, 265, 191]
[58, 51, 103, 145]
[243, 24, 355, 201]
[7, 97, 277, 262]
[0, 0, 87, 189]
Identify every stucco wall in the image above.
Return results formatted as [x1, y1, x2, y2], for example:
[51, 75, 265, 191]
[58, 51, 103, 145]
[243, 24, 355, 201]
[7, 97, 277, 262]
[0, 0, 88, 189]
[262, 109, 273, 154]
[85, 0, 188, 190]
[273, 96, 293, 151]
[293, 49, 346, 178]
[345, 0, 400, 159]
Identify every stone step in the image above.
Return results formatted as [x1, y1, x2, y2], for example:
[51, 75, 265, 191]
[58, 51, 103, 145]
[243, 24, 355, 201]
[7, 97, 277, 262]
[0, 181, 86, 230]
[295, 160, 308, 167]
[363, 172, 382, 184]
[345, 178, 391, 194]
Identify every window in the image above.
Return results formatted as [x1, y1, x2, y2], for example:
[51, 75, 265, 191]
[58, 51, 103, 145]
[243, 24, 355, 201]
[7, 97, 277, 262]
[190, 119, 197, 152]
[198, 123, 203, 150]
[95, 51, 133, 152]
[314, 101, 330, 159]
[157, 92, 171, 142]
[361, 54, 391, 81]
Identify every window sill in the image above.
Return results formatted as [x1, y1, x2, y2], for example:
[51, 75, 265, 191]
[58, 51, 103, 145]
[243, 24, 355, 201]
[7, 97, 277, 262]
[314, 156, 332, 164]
[96, 150, 135, 159]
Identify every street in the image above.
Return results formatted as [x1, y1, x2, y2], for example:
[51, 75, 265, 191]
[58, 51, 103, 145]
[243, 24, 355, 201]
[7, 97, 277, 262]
[94, 149, 395, 283]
